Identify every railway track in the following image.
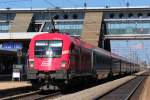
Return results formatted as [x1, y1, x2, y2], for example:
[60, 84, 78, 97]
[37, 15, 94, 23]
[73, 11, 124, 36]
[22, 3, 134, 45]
[1, 90, 62, 100]
[1, 72, 147, 100]
[0, 86, 32, 99]
[97, 74, 147, 100]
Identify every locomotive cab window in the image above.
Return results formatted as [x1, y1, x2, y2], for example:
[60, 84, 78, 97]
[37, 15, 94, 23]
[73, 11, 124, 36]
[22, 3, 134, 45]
[35, 40, 62, 58]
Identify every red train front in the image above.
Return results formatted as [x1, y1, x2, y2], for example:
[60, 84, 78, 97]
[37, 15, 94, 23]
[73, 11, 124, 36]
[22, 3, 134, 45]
[27, 32, 94, 90]
[27, 33, 73, 89]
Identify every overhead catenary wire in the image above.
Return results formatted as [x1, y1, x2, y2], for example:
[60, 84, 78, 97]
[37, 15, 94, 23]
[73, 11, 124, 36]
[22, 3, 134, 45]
[44, 0, 80, 8]
[43, 0, 57, 8]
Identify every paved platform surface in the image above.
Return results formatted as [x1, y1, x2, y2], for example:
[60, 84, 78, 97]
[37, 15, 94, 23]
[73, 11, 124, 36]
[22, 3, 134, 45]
[0, 81, 31, 91]
[139, 74, 150, 100]
[55, 71, 145, 100]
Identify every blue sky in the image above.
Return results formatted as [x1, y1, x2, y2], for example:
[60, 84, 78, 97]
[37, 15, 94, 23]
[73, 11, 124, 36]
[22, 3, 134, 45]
[0, 0, 150, 8]
[111, 40, 150, 65]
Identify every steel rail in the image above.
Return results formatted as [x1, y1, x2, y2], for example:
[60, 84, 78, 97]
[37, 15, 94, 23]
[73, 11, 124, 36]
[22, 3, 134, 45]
[98, 74, 147, 100]
[1, 90, 40, 100]
[35, 92, 62, 100]
[0, 86, 32, 99]
[2, 90, 62, 100]
[125, 76, 145, 100]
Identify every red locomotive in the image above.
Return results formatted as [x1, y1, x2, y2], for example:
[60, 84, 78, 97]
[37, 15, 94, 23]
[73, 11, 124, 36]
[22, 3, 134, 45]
[27, 32, 140, 90]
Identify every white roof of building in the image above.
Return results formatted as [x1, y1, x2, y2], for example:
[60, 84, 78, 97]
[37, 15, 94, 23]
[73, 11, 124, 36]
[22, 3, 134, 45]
[0, 6, 150, 11]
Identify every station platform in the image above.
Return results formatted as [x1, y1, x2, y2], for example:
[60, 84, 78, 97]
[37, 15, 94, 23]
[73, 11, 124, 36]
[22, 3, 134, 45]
[139, 74, 150, 100]
[0, 81, 31, 91]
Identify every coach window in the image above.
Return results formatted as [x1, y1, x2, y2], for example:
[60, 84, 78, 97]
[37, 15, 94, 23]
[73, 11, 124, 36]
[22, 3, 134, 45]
[102, 57, 107, 66]
[93, 53, 96, 66]
[70, 46, 74, 54]
[93, 53, 101, 68]
[70, 45, 75, 61]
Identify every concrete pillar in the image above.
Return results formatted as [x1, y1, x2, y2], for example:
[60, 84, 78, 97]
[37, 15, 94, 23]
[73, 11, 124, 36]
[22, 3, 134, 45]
[9, 13, 33, 32]
[81, 11, 103, 46]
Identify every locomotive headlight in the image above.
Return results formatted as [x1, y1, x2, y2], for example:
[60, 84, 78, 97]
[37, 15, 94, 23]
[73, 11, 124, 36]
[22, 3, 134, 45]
[29, 61, 34, 68]
[61, 61, 66, 68]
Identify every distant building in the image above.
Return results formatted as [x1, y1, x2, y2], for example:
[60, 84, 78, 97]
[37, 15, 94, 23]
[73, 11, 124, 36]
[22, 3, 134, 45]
[0, 6, 150, 76]
[0, 7, 150, 46]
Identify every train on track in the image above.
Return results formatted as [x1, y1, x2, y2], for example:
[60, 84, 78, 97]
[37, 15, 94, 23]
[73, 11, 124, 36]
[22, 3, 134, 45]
[27, 32, 140, 90]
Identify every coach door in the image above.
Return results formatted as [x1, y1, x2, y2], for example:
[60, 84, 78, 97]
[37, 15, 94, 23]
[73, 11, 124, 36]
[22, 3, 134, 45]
[70, 45, 81, 74]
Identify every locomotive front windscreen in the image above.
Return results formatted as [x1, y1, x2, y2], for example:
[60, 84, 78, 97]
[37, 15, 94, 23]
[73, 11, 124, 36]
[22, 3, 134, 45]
[35, 40, 62, 58]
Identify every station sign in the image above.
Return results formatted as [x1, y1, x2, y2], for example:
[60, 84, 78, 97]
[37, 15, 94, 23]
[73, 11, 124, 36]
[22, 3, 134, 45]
[1, 42, 23, 49]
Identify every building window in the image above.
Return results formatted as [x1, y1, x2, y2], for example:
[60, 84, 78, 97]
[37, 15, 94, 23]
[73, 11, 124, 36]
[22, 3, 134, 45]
[137, 13, 143, 18]
[147, 13, 150, 17]
[42, 22, 52, 32]
[128, 13, 133, 18]
[42, 21, 83, 36]
[0, 22, 10, 32]
[72, 14, 78, 19]
[63, 14, 68, 19]
[119, 13, 124, 18]
[53, 14, 59, 19]
[110, 13, 114, 18]
[28, 23, 42, 32]
[106, 21, 150, 35]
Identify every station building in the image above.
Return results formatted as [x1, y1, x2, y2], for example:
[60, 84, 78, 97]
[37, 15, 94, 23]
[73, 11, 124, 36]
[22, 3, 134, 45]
[0, 6, 149, 78]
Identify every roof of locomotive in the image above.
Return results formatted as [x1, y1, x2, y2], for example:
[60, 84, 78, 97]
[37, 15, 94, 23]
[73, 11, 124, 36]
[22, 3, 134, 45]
[31, 32, 72, 41]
